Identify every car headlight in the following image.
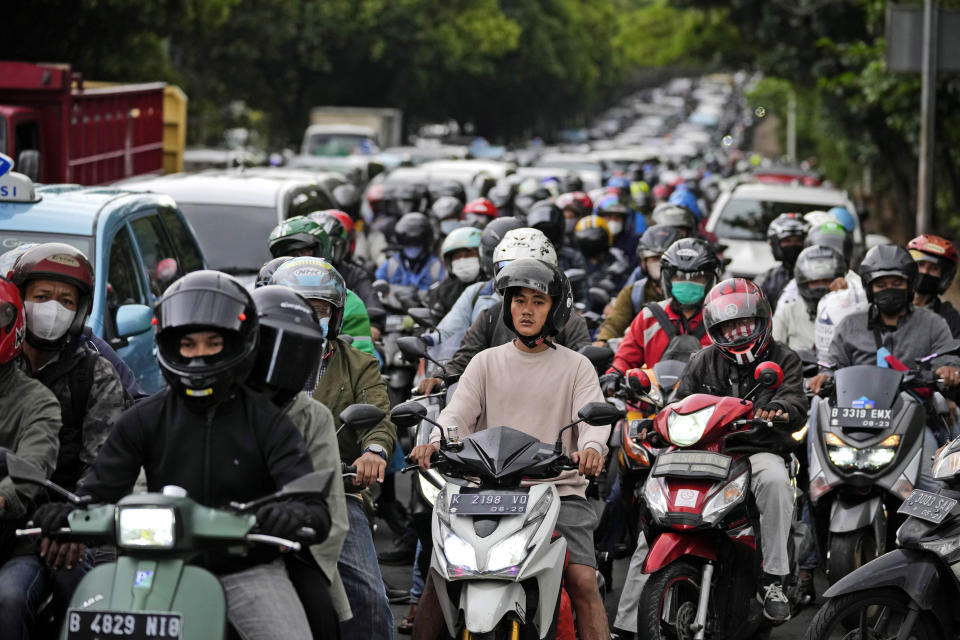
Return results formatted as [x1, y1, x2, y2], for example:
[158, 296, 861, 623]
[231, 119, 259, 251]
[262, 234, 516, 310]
[826, 433, 899, 471]
[934, 451, 960, 480]
[667, 406, 716, 447]
[441, 523, 478, 576]
[117, 507, 176, 549]
[486, 521, 540, 574]
[643, 476, 669, 520]
[702, 472, 749, 523]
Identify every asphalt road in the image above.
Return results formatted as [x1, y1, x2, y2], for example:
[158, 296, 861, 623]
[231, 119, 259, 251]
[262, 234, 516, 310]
[373, 475, 822, 639]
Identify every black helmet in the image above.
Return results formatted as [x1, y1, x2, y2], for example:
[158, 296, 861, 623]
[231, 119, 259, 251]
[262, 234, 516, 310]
[795, 245, 846, 314]
[563, 174, 584, 193]
[155, 270, 259, 406]
[495, 257, 573, 348]
[429, 180, 466, 204]
[480, 216, 525, 277]
[256, 256, 294, 288]
[391, 182, 429, 215]
[249, 285, 325, 405]
[393, 212, 435, 249]
[660, 238, 721, 309]
[651, 203, 697, 236]
[332, 183, 360, 218]
[859, 244, 919, 302]
[637, 224, 686, 261]
[526, 201, 565, 247]
[767, 212, 809, 264]
[806, 221, 853, 266]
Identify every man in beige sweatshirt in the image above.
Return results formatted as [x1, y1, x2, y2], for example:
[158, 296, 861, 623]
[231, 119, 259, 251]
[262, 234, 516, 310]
[412, 257, 611, 640]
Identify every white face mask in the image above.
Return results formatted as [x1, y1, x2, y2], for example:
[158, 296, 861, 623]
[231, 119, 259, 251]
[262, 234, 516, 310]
[606, 220, 624, 237]
[646, 259, 662, 281]
[24, 300, 76, 341]
[451, 256, 481, 283]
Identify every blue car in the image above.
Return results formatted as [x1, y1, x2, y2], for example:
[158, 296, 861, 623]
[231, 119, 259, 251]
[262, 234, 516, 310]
[0, 175, 207, 394]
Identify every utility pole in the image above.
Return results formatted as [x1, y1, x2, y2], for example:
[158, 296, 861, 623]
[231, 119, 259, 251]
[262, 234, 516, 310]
[917, 0, 938, 234]
[786, 89, 797, 164]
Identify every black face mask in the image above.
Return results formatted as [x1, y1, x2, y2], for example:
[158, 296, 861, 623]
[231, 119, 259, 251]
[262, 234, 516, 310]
[916, 273, 940, 296]
[780, 244, 803, 270]
[874, 288, 910, 316]
[802, 286, 831, 317]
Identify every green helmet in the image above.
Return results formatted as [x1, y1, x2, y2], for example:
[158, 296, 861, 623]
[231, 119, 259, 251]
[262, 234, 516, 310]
[268, 216, 331, 259]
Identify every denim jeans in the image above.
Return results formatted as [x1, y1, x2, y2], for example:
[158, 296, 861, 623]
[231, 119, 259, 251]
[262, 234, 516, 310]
[409, 541, 424, 604]
[0, 554, 48, 640]
[220, 558, 312, 640]
[338, 498, 394, 637]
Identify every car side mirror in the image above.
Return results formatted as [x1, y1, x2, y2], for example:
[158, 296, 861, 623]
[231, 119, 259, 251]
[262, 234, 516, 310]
[116, 304, 154, 339]
[396, 336, 429, 362]
[755, 362, 784, 389]
[390, 401, 429, 429]
[578, 401, 625, 427]
[339, 404, 386, 431]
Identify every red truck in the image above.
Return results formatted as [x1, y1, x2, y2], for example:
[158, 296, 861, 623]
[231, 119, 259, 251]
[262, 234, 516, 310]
[0, 61, 185, 185]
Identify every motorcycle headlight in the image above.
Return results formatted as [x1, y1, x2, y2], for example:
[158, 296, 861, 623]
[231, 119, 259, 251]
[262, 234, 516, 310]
[667, 407, 716, 447]
[643, 476, 669, 520]
[934, 451, 960, 480]
[701, 472, 749, 523]
[862, 447, 897, 470]
[441, 523, 478, 576]
[486, 521, 540, 575]
[827, 445, 858, 470]
[826, 433, 899, 471]
[117, 507, 176, 549]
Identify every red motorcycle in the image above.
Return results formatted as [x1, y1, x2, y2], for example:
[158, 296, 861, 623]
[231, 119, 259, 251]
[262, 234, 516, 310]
[636, 362, 803, 640]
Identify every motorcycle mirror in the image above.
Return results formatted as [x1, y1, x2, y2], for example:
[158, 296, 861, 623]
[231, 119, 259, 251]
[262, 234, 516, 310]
[5, 452, 88, 505]
[627, 418, 653, 439]
[588, 286, 611, 311]
[231, 470, 334, 512]
[396, 336, 429, 362]
[754, 362, 784, 389]
[564, 268, 587, 285]
[578, 345, 614, 372]
[407, 307, 436, 329]
[339, 404, 386, 432]
[390, 401, 429, 429]
[626, 368, 651, 394]
[578, 401, 626, 427]
[372, 279, 390, 295]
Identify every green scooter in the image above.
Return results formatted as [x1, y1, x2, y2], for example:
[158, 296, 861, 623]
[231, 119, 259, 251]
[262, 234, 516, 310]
[7, 453, 333, 640]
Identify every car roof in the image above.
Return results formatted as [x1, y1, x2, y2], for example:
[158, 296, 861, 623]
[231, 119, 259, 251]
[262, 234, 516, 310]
[115, 171, 312, 207]
[727, 182, 850, 205]
[0, 184, 174, 235]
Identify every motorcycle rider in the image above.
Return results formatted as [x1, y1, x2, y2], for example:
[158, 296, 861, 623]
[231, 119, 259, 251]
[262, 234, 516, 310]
[376, 212, 446, 290]
[808, 245, 960, 485]
[32, 271, 330, 640]
[0, 276, 63, 640]
[248, 285, 348, 635]
[772, 245, 848, 350]
[268, 215, 332, 259]
[778, 220, 860, 307]
[425, 226, 483, 318]
[525, 200, 589, 302]
[596, 194, 643, 270]
[411, 258, 611, 640]
[428, 195, 465, 238]
[460, 197, 500, 230]
[573, 214, 631, 295]
[756, 212, 809, 310]
[270, 258, 398, 638]
[593, 225, 684, 346]
[556, 190, 593, 243]
[649, 203, 698, 239]
[908, 234, 960, 337]
[673, 277, 807, 622]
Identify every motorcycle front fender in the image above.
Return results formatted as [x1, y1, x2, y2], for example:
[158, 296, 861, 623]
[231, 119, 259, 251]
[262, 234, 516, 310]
[823, 548, 946, 611]
[643, 531, 717, 574]
[829, 495, 884, 534]
[459, 580, 527, 635]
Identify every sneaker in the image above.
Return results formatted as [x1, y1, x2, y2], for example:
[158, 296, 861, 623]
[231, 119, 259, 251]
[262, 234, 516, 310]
[378, 534, 417, 565]
[610, 629, 635, 640]
[797, 569, 816, 606]
[757, 581, 791, 622]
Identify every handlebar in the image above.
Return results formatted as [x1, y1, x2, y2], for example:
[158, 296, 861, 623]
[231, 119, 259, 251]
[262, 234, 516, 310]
[244, 533, 302, 552]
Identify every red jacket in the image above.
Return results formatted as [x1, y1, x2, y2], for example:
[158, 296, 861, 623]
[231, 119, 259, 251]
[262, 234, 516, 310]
[611, 300, 712, 372]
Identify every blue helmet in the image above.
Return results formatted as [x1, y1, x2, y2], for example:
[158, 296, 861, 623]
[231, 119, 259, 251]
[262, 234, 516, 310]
[827, 206, 856, 232]
[668, 187, 701, 220]
[606, 176, 631, 191]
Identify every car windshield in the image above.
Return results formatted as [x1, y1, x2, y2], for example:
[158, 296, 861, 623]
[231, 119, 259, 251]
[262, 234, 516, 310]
[714, 198, 841, 241]
[307, 133, 376, 157]
[0, 231, 94, 266]
[176, 204, 275, 274]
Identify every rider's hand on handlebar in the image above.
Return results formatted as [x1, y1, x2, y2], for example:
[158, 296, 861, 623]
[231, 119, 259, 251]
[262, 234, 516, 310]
[599, 372, 621, 397]
[256, 502, 320, 542]
[417, 377, 443, 396]
[808, 373, 830, 396]
[755, 408, 787, 422]
[936, 366, 960, 387]
[32, 502, 74, 536]
[351, 451, 387, 487]
[40, 540, 85, 570]
[411, 443, 440, 470]
[571, 448, 605, 477]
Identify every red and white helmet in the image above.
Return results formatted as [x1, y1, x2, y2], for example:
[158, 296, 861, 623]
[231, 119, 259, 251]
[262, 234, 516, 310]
[0, 277, 25, 365]
[702, 278, 772, 365]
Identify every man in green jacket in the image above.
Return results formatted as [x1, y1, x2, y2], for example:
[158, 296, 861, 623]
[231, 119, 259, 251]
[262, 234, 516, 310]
[269, 258, 397, 639]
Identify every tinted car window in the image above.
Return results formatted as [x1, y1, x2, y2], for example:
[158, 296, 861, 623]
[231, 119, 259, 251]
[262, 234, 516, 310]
[105, 227, 147, 339]
[177, 203, 275, 275]
[0, 232, 93, 264]
[130, 215, 181, 298]
[714, 199, 835, 241]
[159, 209, 204, 273]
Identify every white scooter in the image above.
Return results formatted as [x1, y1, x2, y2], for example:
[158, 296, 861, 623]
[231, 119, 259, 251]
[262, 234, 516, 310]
[393, 400, 623, 639]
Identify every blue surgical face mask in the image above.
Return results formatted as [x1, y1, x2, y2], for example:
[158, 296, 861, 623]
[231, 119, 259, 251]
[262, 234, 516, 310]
[318, 317, 330, 338]
[671, 281, 706, 305]
[402, 245, 423, 261]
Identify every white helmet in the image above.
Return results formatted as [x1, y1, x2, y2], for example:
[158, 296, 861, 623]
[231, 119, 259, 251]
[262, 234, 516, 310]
[803, 210, 839, 229]
[492, 227, 558, 272]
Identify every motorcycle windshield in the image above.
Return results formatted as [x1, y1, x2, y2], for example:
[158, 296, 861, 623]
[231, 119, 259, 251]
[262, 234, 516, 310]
[653, 360, 686, 390]
[835, 365, 903, 409]
[450, 426, 556, 480]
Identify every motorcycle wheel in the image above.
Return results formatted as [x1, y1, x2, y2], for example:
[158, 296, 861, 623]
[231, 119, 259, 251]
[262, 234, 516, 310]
[638, 560, 704, 640]
[804, 588, 943, 640]
[826, 529, 877, 583]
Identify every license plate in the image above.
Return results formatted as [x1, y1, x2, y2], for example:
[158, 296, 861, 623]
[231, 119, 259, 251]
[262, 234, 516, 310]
[830, 407, 893, 429]
[66, 610, 182, 639]
[449, 492, 528, 516]
[652, 451, 732, 480]
[897, 489, 958, 524]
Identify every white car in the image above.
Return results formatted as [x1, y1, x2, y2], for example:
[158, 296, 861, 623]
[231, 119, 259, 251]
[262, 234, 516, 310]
[706, 182, 860, 279]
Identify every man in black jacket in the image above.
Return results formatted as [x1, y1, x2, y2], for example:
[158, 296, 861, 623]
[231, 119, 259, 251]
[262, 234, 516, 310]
[675, 278, 805, 623]
[34, 271, 327, 640]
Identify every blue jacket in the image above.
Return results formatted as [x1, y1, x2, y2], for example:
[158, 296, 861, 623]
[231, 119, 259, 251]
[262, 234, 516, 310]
[375, 254, 445, 291]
